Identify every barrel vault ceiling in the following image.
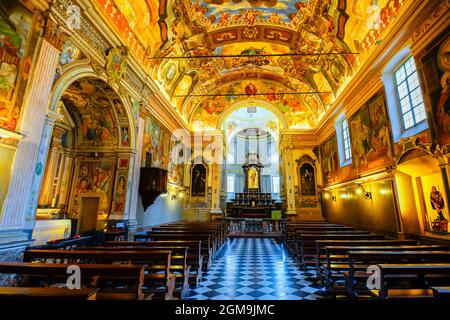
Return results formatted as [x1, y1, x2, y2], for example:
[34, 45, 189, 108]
[94, 0, 407, 130]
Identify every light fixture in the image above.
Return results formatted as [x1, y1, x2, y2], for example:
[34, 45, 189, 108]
[324, 192, 336, 202]
[355, 183, 372, 200]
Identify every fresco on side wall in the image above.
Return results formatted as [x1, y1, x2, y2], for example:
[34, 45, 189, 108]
[420, 32, 450, 147]
[71, 160, 115, 216]
[62, 80, 119, 147]
[112, 167, 128, 215]
[142, 116, 166, 168]
[191, 163, 206, 197]
[299, 162, 316, 196]
[350, 93, 393, 174]
[320, 135, 339, 185]
[0, 2, 36, 131]
[168, 139, 185, 186]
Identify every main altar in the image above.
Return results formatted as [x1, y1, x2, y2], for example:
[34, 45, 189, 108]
[227, 153, 275, 218]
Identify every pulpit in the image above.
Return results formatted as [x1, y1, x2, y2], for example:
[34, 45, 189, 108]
[139, 167, 168, 210]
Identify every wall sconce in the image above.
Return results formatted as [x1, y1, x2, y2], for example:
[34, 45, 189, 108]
[355, 183, 372, 200]
[324, 192, 336, 202]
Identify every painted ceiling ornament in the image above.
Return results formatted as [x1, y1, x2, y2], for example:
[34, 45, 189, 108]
[105, 47, 128, 85]
[243, 27, 258, 39]
[245, 82, 258, 96]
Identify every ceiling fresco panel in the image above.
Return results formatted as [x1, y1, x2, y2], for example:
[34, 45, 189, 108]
[91, 0, 408, 130]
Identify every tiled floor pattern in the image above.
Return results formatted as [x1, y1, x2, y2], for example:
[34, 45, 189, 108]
[187, 238, 327, 300]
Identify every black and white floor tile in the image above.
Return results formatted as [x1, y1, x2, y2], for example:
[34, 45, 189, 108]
[187, 238, 328, 300]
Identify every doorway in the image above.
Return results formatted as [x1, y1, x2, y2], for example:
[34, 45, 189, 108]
[77, 195, 100, 233]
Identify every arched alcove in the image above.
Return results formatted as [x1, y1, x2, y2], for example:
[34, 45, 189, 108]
[395, 148, 449, 234]
[36, 76, 135, 235]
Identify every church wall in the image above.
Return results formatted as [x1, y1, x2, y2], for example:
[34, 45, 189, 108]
[323, 180, 398, 236]
[320, 20, 450, 236]
[135, 113, 189, 228]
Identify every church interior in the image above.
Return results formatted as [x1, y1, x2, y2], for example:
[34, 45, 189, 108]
[0, 0, 449, 303]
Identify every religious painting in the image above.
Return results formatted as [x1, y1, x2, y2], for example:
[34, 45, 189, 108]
[300, 163, 316, 196]
[77, 107, 116, 144]
[0, 2, 36, 131]
[142, 116, 162, 167]
[350, 94, 393, 174]
[71, 160, 115, 215]
[191, 80, 326, 130]
[112, 168, 128, 215]
[248, 166, 259, 189]
[168, 138, 185, 186]
[62, 79, 119, 147]
[59, 39, 80, 66]
[120, 127, 130, 147]
[105, 47, 127, 85]
[191, 164, 207, 197]
[320, 135, 339, 185]
[420, 32, 450, 146]
[94, 0, 161, 62]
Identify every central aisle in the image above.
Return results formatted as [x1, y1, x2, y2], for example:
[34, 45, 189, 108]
[188, 238, 327, 300]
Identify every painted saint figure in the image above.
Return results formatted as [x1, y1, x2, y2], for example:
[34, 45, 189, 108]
[248, 167, 258, 189]
[192, 164, 206, 197]
[430, 186, 446, 220]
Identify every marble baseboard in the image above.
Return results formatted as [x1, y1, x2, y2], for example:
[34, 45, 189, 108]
[0, 229, 33, 286]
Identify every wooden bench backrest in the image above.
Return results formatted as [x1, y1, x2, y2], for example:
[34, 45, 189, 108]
[348, 251, 450, 265]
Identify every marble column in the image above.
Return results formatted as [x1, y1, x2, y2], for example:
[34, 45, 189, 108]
[284, 146, 297, 215]
[0, 40, 60, 231]
[128, 117, 145, 231]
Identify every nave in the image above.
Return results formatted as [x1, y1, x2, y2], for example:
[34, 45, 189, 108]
[0, 0, 449, 307]
[187, 238, 326, 301]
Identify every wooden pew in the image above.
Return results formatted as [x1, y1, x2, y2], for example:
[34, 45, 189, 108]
[0, 262, 146, 300]
[321, 244, 445, 293]
[150, 226, 223, 249]
[297, 232, 384, 269]
[283, 222, 347, 251]
[345, 251, 450, 298]
[0, 287, 98, 300]
[136, 233, 214, 269]
[103, 240, 204, 285]
[432, 286, 450, 301]
[78, 246, 191, 298]
[168, 221, 227, 240]
[316, 239, 418, 281]
[23, 249, 176, 300]
[285, 226, 356, 250]
[146, 230, 219, 252]
[375, 264, 450, 300]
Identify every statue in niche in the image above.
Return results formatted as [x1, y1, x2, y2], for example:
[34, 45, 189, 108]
[248, 167, 259, 189]
[430, 185, 448, 233]
[300, 162, 316, 196]
[191, 164, 206, 197]
[430, 186, 446, 220]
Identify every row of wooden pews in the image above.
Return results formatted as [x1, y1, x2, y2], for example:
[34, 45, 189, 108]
[284, 221, 450, 300]
[0, 220, 226, 300]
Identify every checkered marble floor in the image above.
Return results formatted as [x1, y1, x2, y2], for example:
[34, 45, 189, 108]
[187, 238, 327, 300]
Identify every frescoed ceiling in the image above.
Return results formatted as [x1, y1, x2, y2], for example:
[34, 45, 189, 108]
[92, 0, 407, 130]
